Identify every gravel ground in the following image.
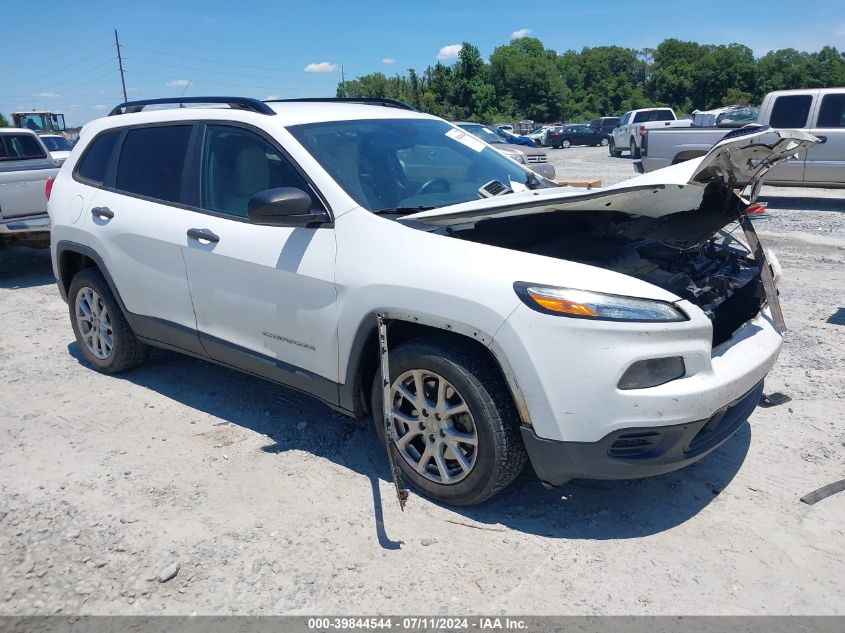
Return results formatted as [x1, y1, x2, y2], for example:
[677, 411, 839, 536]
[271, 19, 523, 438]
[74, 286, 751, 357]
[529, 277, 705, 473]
[1, 147, 843, 615]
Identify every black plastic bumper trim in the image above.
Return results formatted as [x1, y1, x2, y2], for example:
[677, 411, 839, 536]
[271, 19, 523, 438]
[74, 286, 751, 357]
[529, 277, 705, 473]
[522, 381, 764, 486]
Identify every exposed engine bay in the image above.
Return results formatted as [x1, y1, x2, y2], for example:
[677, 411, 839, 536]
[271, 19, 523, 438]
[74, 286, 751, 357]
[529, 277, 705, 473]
[449, 184, 765, 346]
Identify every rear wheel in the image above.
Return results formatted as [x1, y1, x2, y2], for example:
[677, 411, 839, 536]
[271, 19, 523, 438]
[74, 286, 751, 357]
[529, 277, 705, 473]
[600, 137, 609, 147]
[561, 139, 571, 149]
[371, 339, 527, 506]
[630, 138, 641, 159]
[68, 268, 150, 374]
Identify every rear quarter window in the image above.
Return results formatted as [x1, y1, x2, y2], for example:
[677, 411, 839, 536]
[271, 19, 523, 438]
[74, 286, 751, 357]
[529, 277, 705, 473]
[76, 130, 121, 184]
[0, 134, 48, 160]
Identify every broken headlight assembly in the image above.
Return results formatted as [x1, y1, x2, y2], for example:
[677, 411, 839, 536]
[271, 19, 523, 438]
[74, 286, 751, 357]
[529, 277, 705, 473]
[514, 282, 688, 322]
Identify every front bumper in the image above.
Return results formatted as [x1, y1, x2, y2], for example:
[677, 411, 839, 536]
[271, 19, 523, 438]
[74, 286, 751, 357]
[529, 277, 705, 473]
[527, 163, 556, 180]
[521, 381, 763, 485]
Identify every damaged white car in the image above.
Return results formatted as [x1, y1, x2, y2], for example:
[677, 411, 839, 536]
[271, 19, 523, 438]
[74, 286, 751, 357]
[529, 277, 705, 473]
[47, 98, 817, 506]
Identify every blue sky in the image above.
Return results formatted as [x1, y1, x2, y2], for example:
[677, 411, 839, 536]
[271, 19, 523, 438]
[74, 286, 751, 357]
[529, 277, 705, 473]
[3, 0, 844, 126]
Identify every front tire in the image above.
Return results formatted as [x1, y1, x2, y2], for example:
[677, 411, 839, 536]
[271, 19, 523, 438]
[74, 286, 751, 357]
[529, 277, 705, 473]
[609, 139, 622, 157]
[600, 137, 609, 147]
[68, 268, 150, 374]
[561, 139, 571, 149]
[371, 339, 527, 506]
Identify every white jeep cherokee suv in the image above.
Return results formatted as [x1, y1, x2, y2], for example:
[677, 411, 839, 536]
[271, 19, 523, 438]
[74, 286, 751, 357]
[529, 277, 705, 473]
[47, 97, 815, 506]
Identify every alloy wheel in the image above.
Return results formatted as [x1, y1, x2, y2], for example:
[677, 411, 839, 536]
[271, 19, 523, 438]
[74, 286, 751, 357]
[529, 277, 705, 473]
[75, 287, 114, 360]
[388, 369, 478, 484]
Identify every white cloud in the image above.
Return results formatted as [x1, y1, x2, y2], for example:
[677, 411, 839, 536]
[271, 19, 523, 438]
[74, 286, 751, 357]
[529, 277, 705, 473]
[265, 95, 281, 100]
[166, 79, 191, 87]
[33, 91, 60, 97]
[511, 28, 532, 38]
[835, 23, 845, 37]
[436, 44, 462, 61]
[382, 58, 396, 65]
[94, 105, 107, 110]
[304, 61, 339, 73]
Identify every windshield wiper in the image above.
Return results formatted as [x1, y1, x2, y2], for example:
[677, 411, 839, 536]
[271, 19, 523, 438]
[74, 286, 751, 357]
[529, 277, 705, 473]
[372, 206, 435, 215]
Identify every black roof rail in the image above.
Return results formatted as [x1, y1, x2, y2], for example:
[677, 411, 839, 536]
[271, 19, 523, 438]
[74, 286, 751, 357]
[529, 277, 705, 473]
[108, 97, 276, 117]
[265, 97, 418, 111]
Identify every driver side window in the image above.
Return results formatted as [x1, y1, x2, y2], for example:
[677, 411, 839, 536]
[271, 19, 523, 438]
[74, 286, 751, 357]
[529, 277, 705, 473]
[201, 124, 314, 219]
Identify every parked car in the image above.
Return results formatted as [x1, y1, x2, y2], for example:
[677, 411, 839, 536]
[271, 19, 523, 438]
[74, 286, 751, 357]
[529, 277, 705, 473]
[455, 122, 555, 180]
[548, 124, 603, 149]
[637, 89, 845, 187]
[495, 124, 514, 133]
[48, 97, 811, 505]
[39, 134, 75, 166]
[609, 108, 691, 158]
[493, 127, 538, 147]
[526, 126, 550, 145]
[0, 128, 58, 247]
[589, 117, 620, 145]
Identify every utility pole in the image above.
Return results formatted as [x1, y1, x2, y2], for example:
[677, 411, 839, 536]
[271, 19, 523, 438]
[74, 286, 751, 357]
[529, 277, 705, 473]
[341, 65, 345, 95]
[115, 29, 127, 103]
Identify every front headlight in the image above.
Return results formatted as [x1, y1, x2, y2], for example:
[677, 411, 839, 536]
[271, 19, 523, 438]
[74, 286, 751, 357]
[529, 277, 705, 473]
[513, 153, 526, 163]
[514, 282, 688, 322]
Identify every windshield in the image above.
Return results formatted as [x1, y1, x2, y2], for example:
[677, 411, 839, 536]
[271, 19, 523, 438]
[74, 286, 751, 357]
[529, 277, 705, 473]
[40, 136, 73, 151]
[456, 123, 503, 145]
[288, 118, 542, 213]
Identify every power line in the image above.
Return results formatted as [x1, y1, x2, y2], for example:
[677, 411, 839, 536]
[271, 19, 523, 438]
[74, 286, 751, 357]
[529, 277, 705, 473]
[122, 55, 333, 82]
[28, 57, 118, 94]
[123, 44, 342, 75]
[124, 68, 329, 93]
[14, 44, 114, 87]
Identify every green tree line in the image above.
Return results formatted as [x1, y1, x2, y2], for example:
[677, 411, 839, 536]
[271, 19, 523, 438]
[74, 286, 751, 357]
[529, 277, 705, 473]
[337, 37, 845, 123]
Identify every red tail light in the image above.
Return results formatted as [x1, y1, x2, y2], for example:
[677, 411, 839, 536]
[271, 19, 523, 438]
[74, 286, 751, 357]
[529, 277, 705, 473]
[746, 203, 767, 216]
[639, 125, 646, 137]
[45, 177, 54, 200]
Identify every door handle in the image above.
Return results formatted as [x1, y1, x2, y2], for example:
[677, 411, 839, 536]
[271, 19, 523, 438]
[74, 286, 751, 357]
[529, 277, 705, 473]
[187, 228, 220, 243]
[816, 135, 827, 144]
[91, 206, 114, 220]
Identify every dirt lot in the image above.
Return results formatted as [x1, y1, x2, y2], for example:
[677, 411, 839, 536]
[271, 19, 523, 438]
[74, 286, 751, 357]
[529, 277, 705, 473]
[1, 147, 843, 615]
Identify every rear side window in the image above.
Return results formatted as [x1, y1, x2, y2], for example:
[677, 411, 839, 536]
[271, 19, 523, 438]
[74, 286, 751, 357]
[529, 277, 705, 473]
[816, 94, 845, 128]
[0, 134, 47, 160]
[77, 130, 120, 184]
[769, 95, 813, 128]
[116, 125, 192, 203]
[633, 110, 674, 123]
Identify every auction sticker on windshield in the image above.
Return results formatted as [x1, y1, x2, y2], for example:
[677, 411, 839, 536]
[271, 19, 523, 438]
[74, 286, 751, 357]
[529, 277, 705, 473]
[446, 127, 486, 152]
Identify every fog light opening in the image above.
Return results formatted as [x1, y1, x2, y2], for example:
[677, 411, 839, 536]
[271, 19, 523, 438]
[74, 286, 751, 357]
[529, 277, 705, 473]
[618, 357, 686, 390]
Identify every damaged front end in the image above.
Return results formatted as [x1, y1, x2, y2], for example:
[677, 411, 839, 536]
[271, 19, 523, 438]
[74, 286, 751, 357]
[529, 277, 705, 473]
[451, 191, 762, 346]
[404, 129, 817, 347]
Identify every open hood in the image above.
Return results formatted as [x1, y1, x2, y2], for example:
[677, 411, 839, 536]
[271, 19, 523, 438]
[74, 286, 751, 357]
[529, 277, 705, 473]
[402, 128, 817, 229]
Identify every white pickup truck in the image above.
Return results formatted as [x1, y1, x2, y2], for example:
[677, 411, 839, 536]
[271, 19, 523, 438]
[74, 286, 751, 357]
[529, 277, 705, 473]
[0, 128, 58, 247]
[636, 89, 845, 187]
[609, 107, 691, 158]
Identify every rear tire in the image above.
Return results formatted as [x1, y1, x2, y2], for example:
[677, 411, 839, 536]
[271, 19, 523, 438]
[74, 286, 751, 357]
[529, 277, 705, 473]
[630, 138, 641, 159]
[600, 137, 609, 147]
[561, 139, 571, 149]
[371, 339, 527, 506]
[68, 268, 150, 374]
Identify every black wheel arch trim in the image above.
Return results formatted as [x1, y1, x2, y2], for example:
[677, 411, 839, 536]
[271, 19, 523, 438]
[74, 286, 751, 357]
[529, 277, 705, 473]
[339, 310, 532, 426]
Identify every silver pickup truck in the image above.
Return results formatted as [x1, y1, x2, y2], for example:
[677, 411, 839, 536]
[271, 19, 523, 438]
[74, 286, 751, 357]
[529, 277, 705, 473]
[636, 89, 845, 187]
[0, 128, 58, 247]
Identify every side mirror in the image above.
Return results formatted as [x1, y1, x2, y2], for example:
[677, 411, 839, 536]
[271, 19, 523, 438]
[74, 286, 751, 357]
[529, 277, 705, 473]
[247, 187, 330, 227]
